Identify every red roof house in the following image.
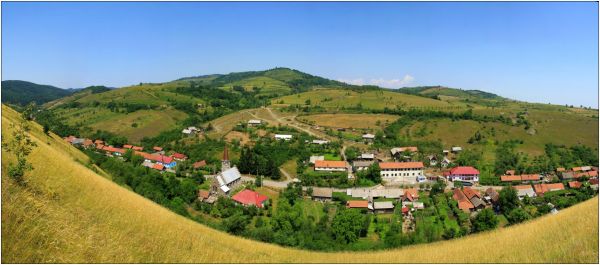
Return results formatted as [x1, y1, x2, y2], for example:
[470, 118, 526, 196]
[379, 162, 424, 170]
[153, 164, 165, 171]
[232, 189, 269, 208]
[346, 200, 369, 209]
[193, 160, 207, 169]
[447, 166, 480, 182]
[568, 181, 582, 189]
[172, 152, 188, 161]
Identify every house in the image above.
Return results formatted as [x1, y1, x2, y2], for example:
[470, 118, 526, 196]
[589, 178, 599, 190]
[572, 166, 592, 172]
[428, 155, 438, 166]
[312, 187, 333, 202]
[451, 146, 463, 153]
[314, 160, 348, 172]
[232, 189, 269, 208]
[371, 188, 404, 200]
[311, 139, 329, 145]
[197, 190, 210, 201]
[379, 162, 424, 184]
[153, 146, 163, 152]
[353, 160, 375, 172]
[556, 167, 566, 173]
[373, 201, 395, 213]
[500, 174, 541, 183]
[513, 185, 536, 199]
[346, 200, 369, 209]
[560, 171, 575, 180]
[172, 152, 188, 161]
[82, 139, 95, 149]
[568, 181, 582, 189]
[533, 183, 565, 196]
[212, 146, 242, 195]
[446, 166, 480, 182]
[452, 189, 474, 212]
[575, 170, 598, 179]
[182, 126, 200, 135]
[153, 163, 165, 171]
[360, 153, 375, 160]
[274, 134, 293, 141]
[463, 187, 485, 210]
[247, 119, 262, 126]
[102, 146, 126, 156]
[309, 156, 325, 165]
[193, 160, 207, 169]
[484, 188, 500, 204]
[132, 146, 143, 151]
[404, 188, 419, 200]
[362, 133, 375, 142]
[390, 147, 419, 157]
[441, 157, 451, 168]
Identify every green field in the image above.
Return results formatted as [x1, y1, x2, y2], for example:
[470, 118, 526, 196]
[272, 89, 466, 111]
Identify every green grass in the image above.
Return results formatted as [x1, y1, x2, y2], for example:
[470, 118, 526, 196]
[220, 76, 291, 96]
[323, 153, 342, 161]
[273, 89, 465, 111]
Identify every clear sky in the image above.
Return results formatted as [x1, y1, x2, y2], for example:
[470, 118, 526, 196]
[2, 2, 598, 107]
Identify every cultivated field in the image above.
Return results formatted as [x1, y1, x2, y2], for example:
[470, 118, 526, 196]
[299, 113, 400, 129]
[2, 104, 598, 263]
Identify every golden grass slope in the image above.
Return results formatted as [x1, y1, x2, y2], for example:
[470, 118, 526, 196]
[1, 104, 598, 263]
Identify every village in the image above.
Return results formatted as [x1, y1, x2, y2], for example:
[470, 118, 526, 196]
[62, 116, 599, 245]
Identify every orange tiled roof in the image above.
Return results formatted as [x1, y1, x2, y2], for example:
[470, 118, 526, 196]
[315, 160, 347, 168]
[379, 162, 424, 170]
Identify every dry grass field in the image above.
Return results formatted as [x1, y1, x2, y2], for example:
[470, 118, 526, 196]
[2, 104, 598, 263]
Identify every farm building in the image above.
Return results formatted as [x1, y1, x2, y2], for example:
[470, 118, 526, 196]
[311, 139, 330, 145]
[362, 133, 375, 142]
[513, 185, 536, 199]
[568, 181, 582, 189]
[312, 188, 333, 202]
[379, 162, 424, 184]
[451, 146, 463, 153]
[172, 152, 188, 161]
[274, 134, 293, 141]
[390, 146, 418, 156]
[193, 160, 207, 169]
[247, 119, 262, 126]
[372, 201, 394, 213]
[452, 188, 475, 212]
[314, 160, 348, 172]
[360, 153, 375, 160]
[232, 189, 269, 208]
[533, 183, 565, 196]
[352, 160, 375, 172]
[346, 200, 369, 209]
[500, 174, 541, 183]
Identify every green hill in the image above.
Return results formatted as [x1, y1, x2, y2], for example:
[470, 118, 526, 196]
[2, 104, 598, 263]
[1, 80, 73, 106]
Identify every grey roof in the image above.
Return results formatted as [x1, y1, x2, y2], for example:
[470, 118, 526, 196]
[353, 160, 375, 168]
[71, 138, 85, 144]
[469, 197, 485, 208]
[561, 171, 575, 179]
[312, 187, 333, 198]
[217, 166, 241, 186]
[348, 188, 370, 199]
[373, 201, 394, 209]
[371, 188, 403, 199]
[516, 188, 536, 198]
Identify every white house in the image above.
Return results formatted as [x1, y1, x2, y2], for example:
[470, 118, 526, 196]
[360, 153, 375, 160]
[379, 162, 425, 183]
[362, 133, 375, 142]
[441, 157, 451, 168]
[312, 139, 330, 145]
[248, 119, 262, 126]
[274, 134, 293, 141]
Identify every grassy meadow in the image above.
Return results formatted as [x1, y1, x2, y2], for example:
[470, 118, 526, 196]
[1, 104, 598, 263]
[299, 113, 399, 129]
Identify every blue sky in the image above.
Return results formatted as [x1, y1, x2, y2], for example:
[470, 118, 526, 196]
[2, 2, 598, 107]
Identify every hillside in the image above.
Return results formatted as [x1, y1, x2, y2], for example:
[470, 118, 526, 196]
[2, 104, 598, 263]
[43, 68, 352, 142]
[1, 80, 73, 106]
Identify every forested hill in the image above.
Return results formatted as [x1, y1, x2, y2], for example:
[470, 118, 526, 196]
[1, 80, 73, 106]
[397, 86, 504, 100]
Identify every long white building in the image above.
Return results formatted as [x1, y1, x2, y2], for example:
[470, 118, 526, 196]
[379, 162, 424, 183]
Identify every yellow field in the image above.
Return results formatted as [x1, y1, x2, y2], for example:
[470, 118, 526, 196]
[299, 113, 400, 129]
[2, 104, 598, 263]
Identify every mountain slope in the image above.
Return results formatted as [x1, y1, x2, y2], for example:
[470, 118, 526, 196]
[2, 104, 598, 263]
[1, 80, 73, 106]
